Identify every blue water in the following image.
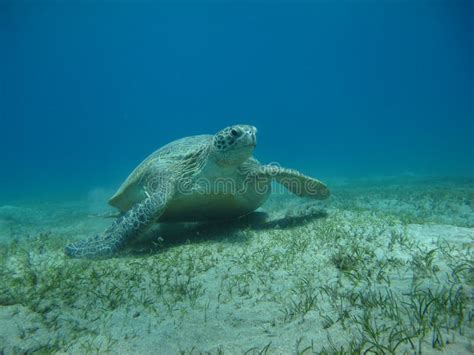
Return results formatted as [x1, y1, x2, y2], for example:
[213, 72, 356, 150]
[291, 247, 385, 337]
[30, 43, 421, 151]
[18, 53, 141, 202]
[1, 1, 473, 201]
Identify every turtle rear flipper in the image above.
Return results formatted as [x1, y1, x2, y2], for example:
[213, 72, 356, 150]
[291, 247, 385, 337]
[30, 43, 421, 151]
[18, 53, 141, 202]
[65, 185, 174, 258]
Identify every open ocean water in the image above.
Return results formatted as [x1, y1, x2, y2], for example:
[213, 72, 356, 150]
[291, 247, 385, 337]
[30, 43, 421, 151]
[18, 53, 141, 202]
[1, 1, 473, 353]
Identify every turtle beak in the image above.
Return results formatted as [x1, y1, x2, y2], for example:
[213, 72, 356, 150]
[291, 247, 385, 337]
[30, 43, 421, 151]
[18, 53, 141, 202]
[248, 126, 257, 147]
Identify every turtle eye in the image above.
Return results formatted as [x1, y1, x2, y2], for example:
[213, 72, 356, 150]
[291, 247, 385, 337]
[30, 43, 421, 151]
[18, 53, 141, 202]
[230, 128, 240, 137]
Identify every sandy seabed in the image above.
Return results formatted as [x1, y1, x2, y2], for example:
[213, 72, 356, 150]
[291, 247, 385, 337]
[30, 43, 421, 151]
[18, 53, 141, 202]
[0, 177, 473, 354]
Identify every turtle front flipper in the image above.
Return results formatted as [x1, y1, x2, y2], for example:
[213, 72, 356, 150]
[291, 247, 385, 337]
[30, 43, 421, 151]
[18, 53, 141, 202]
[258, 165, 330, 199]
[65, 186, 174, 258]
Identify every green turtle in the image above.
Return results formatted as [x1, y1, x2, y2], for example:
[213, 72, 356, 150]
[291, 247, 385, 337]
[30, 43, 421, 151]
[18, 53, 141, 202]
[65, 125, 329, 258]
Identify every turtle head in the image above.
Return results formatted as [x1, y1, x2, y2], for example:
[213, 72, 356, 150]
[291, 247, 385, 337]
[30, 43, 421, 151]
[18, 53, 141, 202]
[211, 124, 257, 165]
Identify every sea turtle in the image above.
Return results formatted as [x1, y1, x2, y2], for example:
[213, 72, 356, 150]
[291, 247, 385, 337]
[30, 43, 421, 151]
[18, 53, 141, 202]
[65, 124, 330, 258]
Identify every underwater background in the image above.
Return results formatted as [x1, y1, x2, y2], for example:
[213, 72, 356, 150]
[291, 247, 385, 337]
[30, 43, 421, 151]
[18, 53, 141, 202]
[1, 1, 474, 354]
[2, 0, 473, 201]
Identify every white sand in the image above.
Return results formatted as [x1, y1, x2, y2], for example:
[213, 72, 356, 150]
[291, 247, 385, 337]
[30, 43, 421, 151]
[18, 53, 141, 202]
[0, 179, 473, 353]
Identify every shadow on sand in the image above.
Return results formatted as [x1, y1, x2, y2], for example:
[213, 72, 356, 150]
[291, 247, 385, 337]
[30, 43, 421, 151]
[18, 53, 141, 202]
[126, 202, 328, 256]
